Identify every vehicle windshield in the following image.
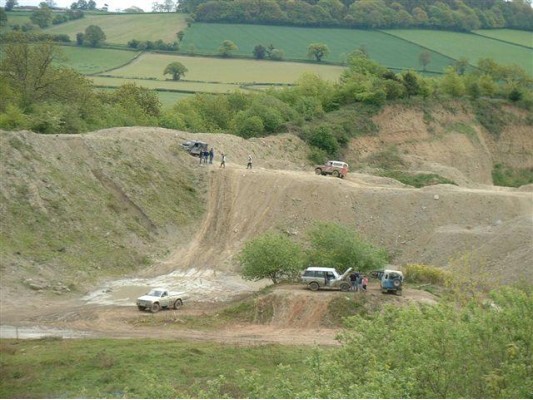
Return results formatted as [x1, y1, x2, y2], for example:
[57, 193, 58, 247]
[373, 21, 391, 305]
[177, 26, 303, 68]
[147, 289, 162, 297]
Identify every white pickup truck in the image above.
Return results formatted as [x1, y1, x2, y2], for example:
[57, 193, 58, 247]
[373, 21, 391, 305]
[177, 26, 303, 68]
[136, 288, 184, 313]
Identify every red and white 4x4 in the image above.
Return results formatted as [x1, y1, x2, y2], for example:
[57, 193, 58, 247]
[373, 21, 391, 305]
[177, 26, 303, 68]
[315, 161, 349, 178]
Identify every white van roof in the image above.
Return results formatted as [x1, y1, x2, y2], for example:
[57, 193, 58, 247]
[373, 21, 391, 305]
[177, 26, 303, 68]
[305, 267, 337, 272]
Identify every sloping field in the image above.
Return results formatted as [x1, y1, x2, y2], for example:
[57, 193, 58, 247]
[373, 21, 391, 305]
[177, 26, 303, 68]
[59, 46, 140, 74]
[102, 53, 345, 84]
[385, 29, 533, 72]
[44, 12, 188, 44]
[473, 29, 533, 48]
[181, 23, 454, 72]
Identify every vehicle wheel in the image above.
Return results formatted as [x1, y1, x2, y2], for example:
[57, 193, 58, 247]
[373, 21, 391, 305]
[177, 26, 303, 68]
[174, 299, 183, 309]
[393, 279, 401, 288]
[309, 282, 320, 291]
[315, 168, 322, 175]
[340, 282, 350, 292]
[332, 170, 340, 177]
[150, 303, 161, 313]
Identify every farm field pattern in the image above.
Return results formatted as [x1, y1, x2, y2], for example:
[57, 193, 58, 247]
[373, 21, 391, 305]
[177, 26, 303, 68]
[472, 29, 533, 48]
[385, 29, 533, 73]
[181, 23, 454, 72]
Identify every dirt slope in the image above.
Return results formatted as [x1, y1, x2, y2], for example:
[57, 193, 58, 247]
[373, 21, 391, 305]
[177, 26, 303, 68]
[1, 103, 532, 342]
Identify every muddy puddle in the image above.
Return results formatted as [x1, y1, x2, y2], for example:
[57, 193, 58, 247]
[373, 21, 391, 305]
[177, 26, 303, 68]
[82, 268, 268, 306]
[0, 325, 94, 339]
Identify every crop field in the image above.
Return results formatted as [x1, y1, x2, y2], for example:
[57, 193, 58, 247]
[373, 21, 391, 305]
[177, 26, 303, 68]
[103, 53, 345, 84]
[180, 23, 454, 73]
[44, 12, 188, 44]
[90, 75, 242, 94]
[0, 10, 32, 29]
[385, 29, 533, 73]
[59, 46, 140, 74]
[473, 29, 533, 48]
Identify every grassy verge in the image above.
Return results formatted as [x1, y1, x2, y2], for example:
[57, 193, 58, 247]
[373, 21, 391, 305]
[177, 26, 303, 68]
[492, 163, 533, 187]
[0, 338, 316, 398]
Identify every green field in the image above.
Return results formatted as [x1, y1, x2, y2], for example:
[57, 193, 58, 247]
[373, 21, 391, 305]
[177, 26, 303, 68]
[385, 29, 533, 73]
[0, 338, 313, 398]
[473, 29, 533, 48]
[58, 46, 140, 74]
[103, 53, 345, 83]
[44, 12, 188, 44]
[180, 23, 455, 73]
[90, 75, 243, 93]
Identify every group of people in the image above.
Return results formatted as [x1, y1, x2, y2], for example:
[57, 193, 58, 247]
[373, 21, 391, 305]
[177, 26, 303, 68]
[349, 272, 368, 292]
[199, 147, 215, 165]
[203, 151, 252, 169]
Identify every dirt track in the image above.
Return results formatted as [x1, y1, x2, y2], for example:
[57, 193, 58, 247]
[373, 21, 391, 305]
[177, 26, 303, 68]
[1, 107, 532, 344]
[0, 283, 436, 345]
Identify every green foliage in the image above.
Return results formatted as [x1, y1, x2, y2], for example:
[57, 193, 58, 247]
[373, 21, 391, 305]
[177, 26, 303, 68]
[84, 25, 106, 47]
[381, 171, 456, 188]
[404, 263, 451, 285]
[218, 39, 238, 57]
[30, 5, 52, 28]
[492, 163, 533, 188]
[163, 61, 188, 81]
[307, 43, 329, 62]
[306, 221, 388, 272]
[306, 125, 339, 157]
[238, 231, 304, 284]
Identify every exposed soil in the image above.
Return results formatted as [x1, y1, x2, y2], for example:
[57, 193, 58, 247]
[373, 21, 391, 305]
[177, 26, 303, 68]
[1, 103, 532, 344]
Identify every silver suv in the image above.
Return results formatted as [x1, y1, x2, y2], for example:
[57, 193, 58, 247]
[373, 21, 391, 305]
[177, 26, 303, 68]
[301, 267, 352, 291]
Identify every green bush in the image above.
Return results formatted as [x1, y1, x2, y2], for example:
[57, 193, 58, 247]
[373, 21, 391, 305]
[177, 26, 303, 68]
[381, 170, 456, 188]
[404, 263, 451, 285]
[492, 163, 533, 187]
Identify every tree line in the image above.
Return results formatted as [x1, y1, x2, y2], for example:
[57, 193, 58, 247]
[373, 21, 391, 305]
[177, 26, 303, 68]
[182, 0, 533, 32]
[0, 37, 531, 161]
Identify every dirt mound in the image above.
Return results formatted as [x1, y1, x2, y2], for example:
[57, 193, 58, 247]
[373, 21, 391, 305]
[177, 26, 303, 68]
[1, 103, 532, 344]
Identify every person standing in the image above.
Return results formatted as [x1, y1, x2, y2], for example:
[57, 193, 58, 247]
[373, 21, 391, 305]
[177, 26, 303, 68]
[220, 153, 226, 168]
[246, 155, 252, 169]
[362, 275, 368, 292]
[349, 272, 357, 291]
[209, 148, 214, 164]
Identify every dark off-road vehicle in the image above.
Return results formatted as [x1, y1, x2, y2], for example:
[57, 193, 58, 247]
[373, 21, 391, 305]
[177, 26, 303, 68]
[315, 161, 349, 179]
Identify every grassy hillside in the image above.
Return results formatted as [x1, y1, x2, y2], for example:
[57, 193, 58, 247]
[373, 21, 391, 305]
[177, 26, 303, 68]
[44, 12, 188, 44]
[181, 23, 454, 72]
[385, 29, 533, 72]
[473, 29, 533, 48]
[0, 128, 207, 291]
[59, 46, 140, 74]
[99, 53, 344, 82]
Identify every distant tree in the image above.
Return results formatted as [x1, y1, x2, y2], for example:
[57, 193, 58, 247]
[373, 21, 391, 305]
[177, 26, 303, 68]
[30, 5, 53, 28]
[418, 50, 431, 71]
[253, 44, 266, 59]
[402, 70, 421, 97]
[87, 0, 96, 10]
[45, 0, 56, 7]
[164, 62, 188, 81]
[269, 48, 284, 61]
[218, 40, 238, 57]
[84, 25, 105, 47]
[306, 222, 388, 272]
[124, 6, 144, 12]
[0, 35, 90, 109]
[453, 57, 470, 75]
[440, 67, 466, 97]
[5, 0, 18, 11]
[0, 8, 7, 27]
[176, 30, 184, 42]
[238, 232, 304, 284]
[76, 32, 84, 45]
[307, 43, 329, 62]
